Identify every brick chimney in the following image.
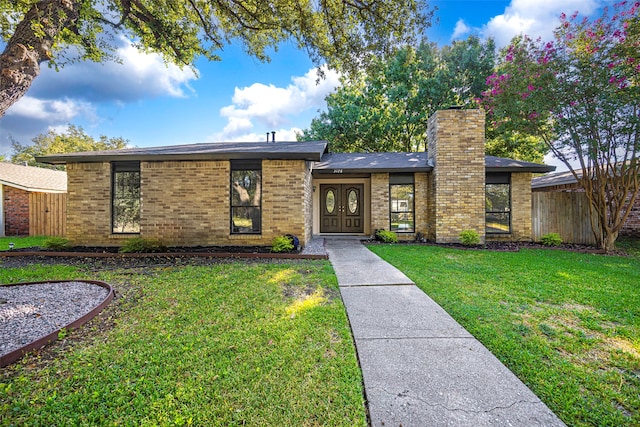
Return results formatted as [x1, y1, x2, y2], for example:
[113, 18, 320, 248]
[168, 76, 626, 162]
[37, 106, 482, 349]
[427, 108, 486, 243]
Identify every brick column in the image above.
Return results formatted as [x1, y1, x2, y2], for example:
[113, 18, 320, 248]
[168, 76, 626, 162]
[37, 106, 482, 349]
[427, 109, 486, 243]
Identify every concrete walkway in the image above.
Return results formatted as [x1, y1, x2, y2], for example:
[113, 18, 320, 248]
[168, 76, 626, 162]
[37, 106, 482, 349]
[325, 239, 566, 427]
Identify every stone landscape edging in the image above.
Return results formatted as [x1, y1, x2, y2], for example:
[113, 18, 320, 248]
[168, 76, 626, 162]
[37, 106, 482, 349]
[0, 280, 115, 368]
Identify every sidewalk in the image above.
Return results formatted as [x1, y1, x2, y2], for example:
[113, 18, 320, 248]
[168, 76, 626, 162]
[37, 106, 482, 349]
[325, 239, 566, 427]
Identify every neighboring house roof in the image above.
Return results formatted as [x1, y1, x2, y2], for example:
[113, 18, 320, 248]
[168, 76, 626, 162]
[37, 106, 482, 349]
[485, 156, 556, 173]
[36, 141, 329, 164]
[313, 152, 433, 174]
[531, 170, 579, 189]
[0, 162, 67, 193]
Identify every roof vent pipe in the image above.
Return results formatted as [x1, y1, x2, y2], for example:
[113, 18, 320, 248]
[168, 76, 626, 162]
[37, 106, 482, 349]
[266, 132, 270, 142]
[271, 131, 276, 142]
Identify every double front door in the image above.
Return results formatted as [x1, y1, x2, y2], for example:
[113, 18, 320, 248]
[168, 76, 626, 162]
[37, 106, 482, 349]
[320, 184, 364, 233]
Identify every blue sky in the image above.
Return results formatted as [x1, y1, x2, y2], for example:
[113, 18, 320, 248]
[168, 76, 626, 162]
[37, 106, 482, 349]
[0, 0, 608, 157]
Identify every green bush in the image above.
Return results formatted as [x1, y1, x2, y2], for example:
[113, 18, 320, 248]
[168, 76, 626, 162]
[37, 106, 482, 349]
[375, 229, 398, 243]
[459, 229, 480, 246]
[271, 235, 294, 253]
[119, 237, 166, 253]
[42, 237, 70, 250]
[540, 232, 563, 247]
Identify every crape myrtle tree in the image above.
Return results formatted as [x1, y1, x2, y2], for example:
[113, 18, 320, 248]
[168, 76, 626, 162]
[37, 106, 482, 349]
[0, 0, 433, 117]
[481, 1, 640, 252]
[299, 37, 498, 153]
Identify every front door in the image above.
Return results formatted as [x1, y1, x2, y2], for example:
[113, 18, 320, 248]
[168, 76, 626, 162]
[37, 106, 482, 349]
[320, 184, 364, 233]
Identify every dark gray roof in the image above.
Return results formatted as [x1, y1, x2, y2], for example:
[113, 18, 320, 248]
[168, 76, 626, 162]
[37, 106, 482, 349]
[313, 152, 433, 174]
[36, 141, 329, 164]
[532, 169, 579, 188]
[485, 156, 556, 173]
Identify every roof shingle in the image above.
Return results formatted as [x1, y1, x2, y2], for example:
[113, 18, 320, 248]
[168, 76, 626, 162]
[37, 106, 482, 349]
[0, 163, 67, 193]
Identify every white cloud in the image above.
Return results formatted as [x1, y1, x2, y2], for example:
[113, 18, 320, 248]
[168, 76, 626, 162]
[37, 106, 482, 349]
[24, 37, 197, 103]
[217, 65, 340, 140]
[6, 96, 95, 122]
[452, 19, 471, 40]
[459, 0, 603, 47]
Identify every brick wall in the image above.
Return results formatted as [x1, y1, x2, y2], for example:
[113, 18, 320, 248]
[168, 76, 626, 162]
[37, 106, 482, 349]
[3, 186, 29, 236]
[141, 161, 229, 245]
[370, 173, 389, 232]
[427, 109, 486, 243]
[66, 159, 312, 247]
[261, 159, 311, 247]
[66, 162, 112, 245]
[414, 172, 429, 239]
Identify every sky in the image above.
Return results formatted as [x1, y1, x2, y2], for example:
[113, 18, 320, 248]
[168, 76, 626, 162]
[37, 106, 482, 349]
[0, 0, 609, 160]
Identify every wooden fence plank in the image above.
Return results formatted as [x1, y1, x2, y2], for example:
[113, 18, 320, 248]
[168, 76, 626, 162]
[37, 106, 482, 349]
[532, 192, 596, 244]
[29, 192, 67, 237]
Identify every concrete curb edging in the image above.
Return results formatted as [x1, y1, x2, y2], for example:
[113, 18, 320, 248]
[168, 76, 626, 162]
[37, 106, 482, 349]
[0, 280, 115, 368]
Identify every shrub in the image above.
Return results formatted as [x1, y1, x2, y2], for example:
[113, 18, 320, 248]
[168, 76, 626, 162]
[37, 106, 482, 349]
[42, 237, 70, 250]
[119, 237, 166, 253]
[540, 232, 562, 247]
[375, 229, 398, 243]
[271, 235, 294, 253]
[459, 230, 480, 246]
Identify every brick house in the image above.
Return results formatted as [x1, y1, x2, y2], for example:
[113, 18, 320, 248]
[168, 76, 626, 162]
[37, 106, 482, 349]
[0, 163, 67, 236]
[37, 109, 554, 248]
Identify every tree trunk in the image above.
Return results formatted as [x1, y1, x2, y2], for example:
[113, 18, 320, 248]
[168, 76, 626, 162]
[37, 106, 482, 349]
[0, 0, 79, 117]
[601, 230, 619, 253]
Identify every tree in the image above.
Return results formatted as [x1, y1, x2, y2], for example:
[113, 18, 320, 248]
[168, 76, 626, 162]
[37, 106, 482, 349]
[481, 2, 640, 252]
[0, 0, 433, 117]
[11, 124, 128, 168]
[299, 37, 500, 153]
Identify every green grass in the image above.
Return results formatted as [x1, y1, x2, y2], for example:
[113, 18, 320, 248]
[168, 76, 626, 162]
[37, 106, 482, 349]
[0, 236, 49, 251]
[368, 244, 640, 427]
[617, 235, 640, 258]
[0, 261, 366, 426]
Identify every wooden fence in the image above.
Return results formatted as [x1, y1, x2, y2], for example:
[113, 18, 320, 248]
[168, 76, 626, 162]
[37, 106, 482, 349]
[532, 192, 596, 245]
[29, 192, 67, 237]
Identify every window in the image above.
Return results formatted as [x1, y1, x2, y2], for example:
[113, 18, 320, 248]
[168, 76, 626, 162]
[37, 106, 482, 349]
[231, 160, 262, 234]
[389, 174, 414, 232]
[486, 173, 511, 234]
[112, 162, 140, 234]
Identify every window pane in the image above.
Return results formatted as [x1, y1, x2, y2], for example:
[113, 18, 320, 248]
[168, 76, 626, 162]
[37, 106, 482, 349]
[231, 170, 260, 206]
[232, 207, 261, 233]
[112, 170, 140, 233]
[486, 184, 510, 212]
[391, 185, 414, 212]
[390, 183, 414, 232]
[231, 168, 261, 234]
[486, 212, 510, 233]
[391, 212, 414, 232]
[486, 183, 510, 234]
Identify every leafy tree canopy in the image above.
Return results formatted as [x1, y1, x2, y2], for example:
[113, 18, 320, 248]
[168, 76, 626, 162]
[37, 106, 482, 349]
[481, 2, 640, 251]
[0, 0, 433, 116]
[10, 124, 128, 168]
[300, 36, 545, 161]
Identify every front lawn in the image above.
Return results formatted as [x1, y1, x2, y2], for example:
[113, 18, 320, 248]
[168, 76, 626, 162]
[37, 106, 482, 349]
[0, 236, 49, 251]
[0, 260, 366, 426]
[368, 244, 639, 427]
